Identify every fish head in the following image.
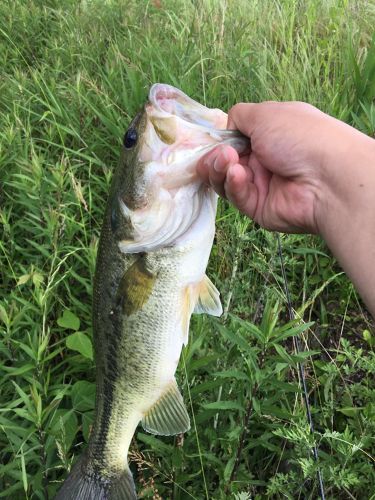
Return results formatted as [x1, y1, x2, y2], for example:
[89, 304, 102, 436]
[111, 83, 249, 253]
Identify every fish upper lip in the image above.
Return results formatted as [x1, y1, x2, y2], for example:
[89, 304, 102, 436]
[148, 83, 249, 151]
[148, 83, 223, 129]
[149, 83, 189, 110]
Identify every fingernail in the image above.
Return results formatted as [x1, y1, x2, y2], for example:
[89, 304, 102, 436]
[213, 149, 229, 172]
[203, 151, 216, 169]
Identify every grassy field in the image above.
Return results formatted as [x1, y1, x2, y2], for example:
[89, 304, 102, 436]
[1, 0, 375, 498]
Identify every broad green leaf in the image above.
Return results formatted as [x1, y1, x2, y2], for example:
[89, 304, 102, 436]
[137, 432, 173, 453]
[224, 456, 235, 482]
[274, 344, 295, 365]
[228, 314, 264, 343]
[57, 310, 80, 331]
[172, 447, 183, 468]
[189, 354, 220, 372]
[16, 274, 30, 286]
[82, 411, 94, 442]
[190, 378, 225, 397]
[0, 304, 9, 326]
[252, 397, 261, 414]
[3, 363, 35, 376]
[71, 381, 96, 411]
[275, 362, 289, 373]
[290, 247, 329, 257]
[49, 409, 78, 450]
[260, 300, 280, 339]
[13, 408, 36, 423]
[11, 382, 35, 415]
[0, 482, 24, 497]
[265, 380, 301, 393]
[293, 350, 320, 361]
[270, 321, 314, 344]
[337, 407, 364, 417]
[202, 401, 244, 412]
[217, 324, 253, 354]
[13, 341, 36, 360]
[32, 272, 44, 287]
[363, 329, 374, 346]
[213, 370, 249, 381]
[66, 332, 93, 360]
[260, 403, 291, 419]
[20, 447, 27, 493]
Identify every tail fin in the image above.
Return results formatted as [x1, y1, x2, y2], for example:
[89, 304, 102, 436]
[55, 457, 137, 500]
[110, 469, 137, 500]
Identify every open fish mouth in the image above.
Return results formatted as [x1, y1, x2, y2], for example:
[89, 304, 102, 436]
[119, 84, 249, 254]
[149, 83, 228, 129]
[140, 83, 248, 174]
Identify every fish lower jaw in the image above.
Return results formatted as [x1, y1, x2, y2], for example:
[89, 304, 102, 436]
[118, 187, 207, 254]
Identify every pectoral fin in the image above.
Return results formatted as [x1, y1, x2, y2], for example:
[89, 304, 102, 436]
[142, 380, 190, 435]
[117, 258, 156, 316]
[193, 275, 222, 317]
[180, 275, 222, 346]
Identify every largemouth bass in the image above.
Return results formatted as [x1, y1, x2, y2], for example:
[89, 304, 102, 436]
[56, 84, 248, 499]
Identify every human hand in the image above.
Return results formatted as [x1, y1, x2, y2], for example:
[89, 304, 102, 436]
[197, 101, 375, 316]
[197, 101, 369, 234]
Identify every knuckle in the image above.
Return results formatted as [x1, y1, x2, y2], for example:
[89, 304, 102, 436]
[228, 102, 250, 119]
[291, 101, 315, 112]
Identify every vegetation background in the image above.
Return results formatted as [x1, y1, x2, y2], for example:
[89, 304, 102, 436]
[1, 0, 375, 498]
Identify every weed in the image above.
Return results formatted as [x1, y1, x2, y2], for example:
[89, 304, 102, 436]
[1, 1, 374, 498]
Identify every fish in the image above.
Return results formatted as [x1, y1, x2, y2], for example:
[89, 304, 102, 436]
[56, 83, 249, 499]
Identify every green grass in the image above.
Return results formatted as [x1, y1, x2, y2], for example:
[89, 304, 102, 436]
[1, 0, 375, 498]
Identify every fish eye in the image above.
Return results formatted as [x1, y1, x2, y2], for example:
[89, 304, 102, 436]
[123, 128, 138, 149]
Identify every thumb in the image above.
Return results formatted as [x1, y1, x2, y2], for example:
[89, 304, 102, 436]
[227, 103, 260, 136]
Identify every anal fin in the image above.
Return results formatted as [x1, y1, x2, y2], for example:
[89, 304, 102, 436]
[142, 380, 190, 436]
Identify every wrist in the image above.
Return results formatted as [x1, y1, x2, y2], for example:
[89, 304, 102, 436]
[316, 125, 375, 233]
[315, 129, 375, 315]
